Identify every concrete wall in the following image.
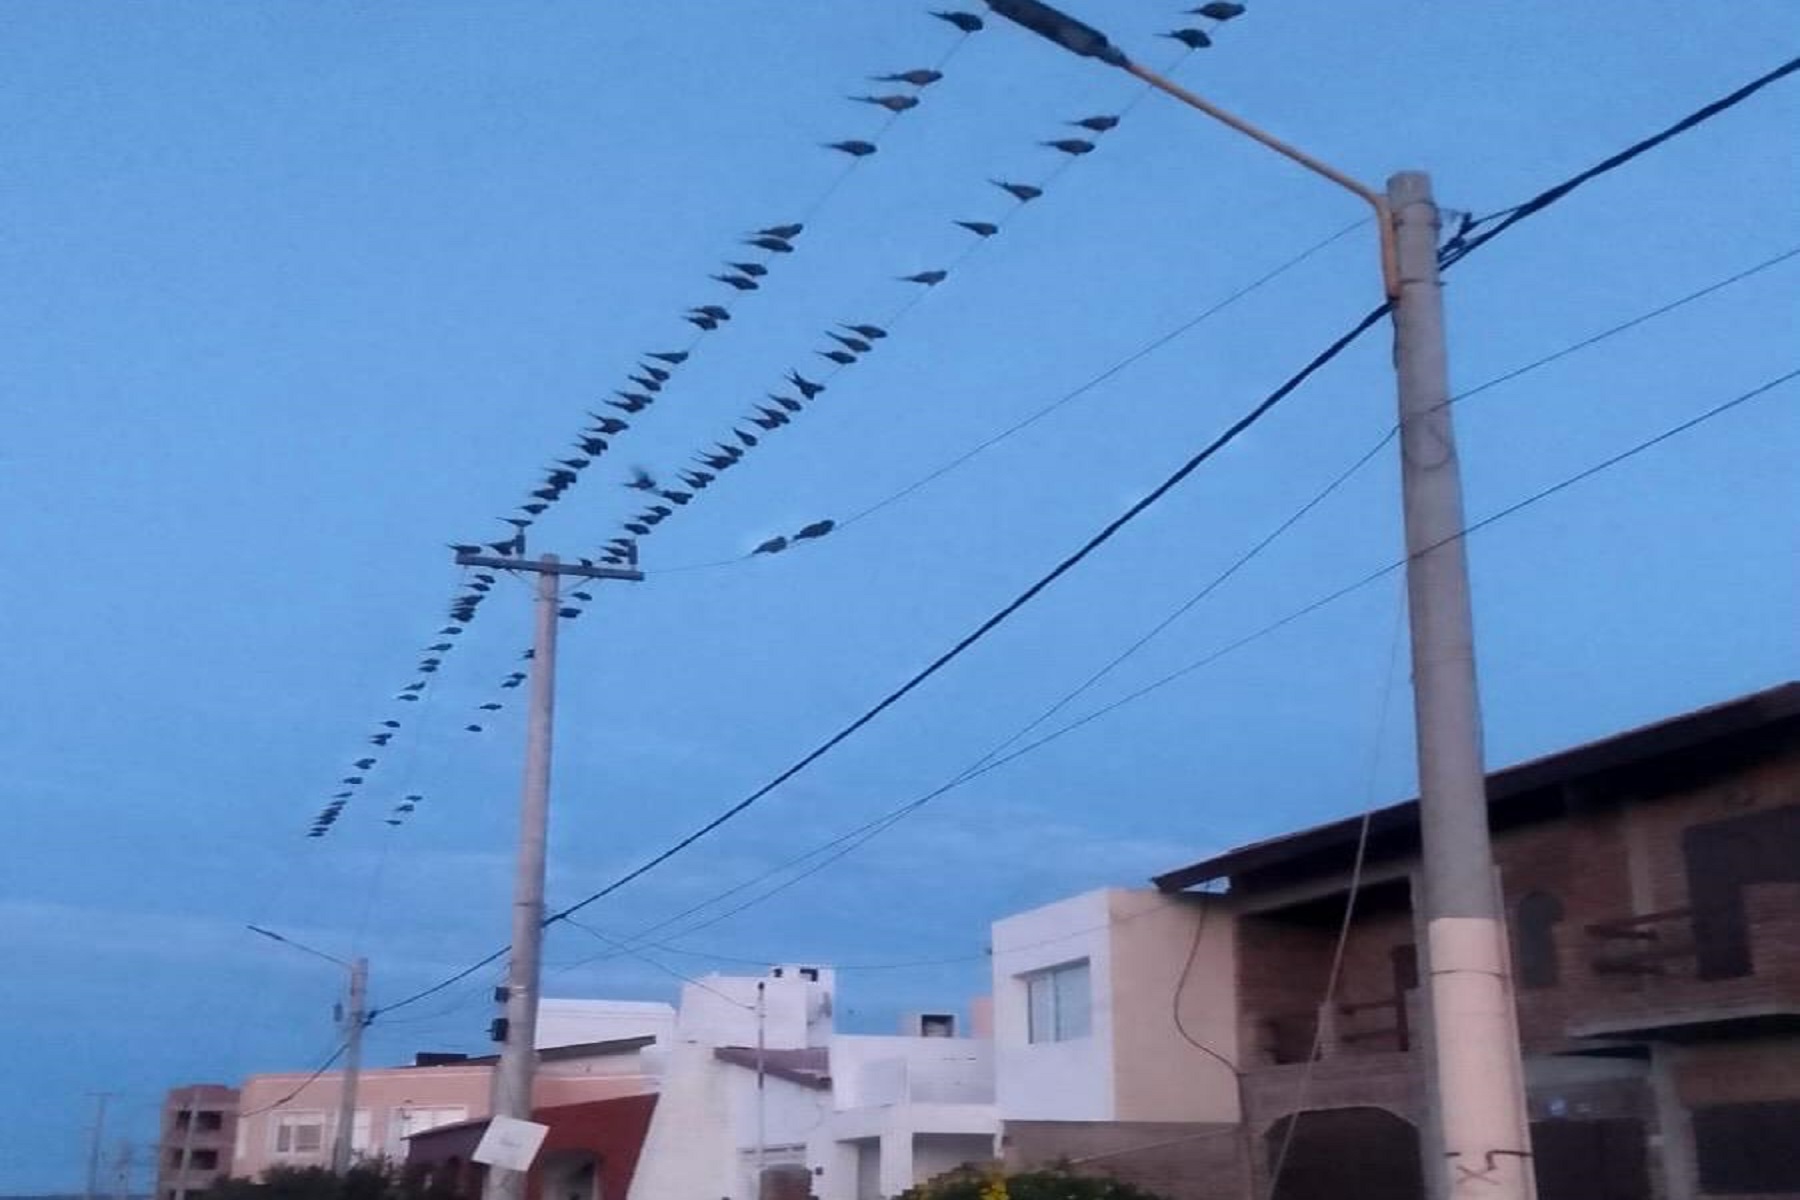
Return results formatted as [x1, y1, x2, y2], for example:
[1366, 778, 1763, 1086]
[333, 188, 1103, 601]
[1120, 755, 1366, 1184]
[832, 1036, 993, 1109]
[677, 968, 835, 1051]
[157, 1084, 239, 1200]
[1106, 890, 1239, 1124]
[992, 889, 1116, 1121]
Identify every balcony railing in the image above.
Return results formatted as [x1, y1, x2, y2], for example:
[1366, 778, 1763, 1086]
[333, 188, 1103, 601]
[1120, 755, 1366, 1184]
[1585, 906, 1698, 976]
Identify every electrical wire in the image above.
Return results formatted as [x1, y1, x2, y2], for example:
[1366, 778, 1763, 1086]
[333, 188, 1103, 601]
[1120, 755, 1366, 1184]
[375, 55, 1800, 1019]
[235, 1040, 351, 1117]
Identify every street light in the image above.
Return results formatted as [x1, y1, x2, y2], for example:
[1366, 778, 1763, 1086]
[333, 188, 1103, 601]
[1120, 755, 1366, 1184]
[247, 926, 369, 1175]
[984, 4, 1534, 1198]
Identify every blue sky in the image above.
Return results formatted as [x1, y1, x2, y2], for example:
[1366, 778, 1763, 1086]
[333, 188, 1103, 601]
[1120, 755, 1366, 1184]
[2, 1, 1796, 1190]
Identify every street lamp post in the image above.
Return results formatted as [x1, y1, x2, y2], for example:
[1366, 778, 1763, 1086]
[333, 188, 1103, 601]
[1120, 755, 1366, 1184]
[247, 926, 369, 1174]
[985, 4, 1535, 1198]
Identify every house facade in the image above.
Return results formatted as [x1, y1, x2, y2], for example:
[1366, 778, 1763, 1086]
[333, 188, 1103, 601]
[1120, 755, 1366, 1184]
[156, 1084, 240, 1200]
[1006, 681, 1799, 1200]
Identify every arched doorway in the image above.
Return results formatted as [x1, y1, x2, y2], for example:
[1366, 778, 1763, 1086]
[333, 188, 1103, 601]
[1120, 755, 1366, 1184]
[1266, 1106, 1424, 1200]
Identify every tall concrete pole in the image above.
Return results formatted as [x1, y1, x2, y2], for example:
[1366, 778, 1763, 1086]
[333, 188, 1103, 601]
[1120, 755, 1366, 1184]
[331, 957, 369, 1174]
[483, 557, 561, 1200]
[84, 1093, 112, 1200]
[1389, 170, 1535, 1200]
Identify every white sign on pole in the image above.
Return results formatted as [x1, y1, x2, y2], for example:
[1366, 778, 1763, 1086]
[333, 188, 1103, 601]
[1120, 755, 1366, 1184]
[471, 1116, 549, 1172]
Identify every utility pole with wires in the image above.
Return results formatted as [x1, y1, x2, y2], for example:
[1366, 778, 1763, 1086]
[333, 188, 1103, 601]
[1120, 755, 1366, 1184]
[981, 3, 1536, 1197]
[453, 550, 644, 1200]
[83, 1092, 114, 1200]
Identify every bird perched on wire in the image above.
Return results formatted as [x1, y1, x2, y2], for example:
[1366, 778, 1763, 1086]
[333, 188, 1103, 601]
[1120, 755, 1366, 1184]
[956, 220, 999, 237]
[648, 351, 688, 365]
[829, 331, 873, 354]
[1071, 115, 1120, 132]
[609, 393, 653, 413]
[1043, 138, 1095, 155]
[818, 348, 857, 365]
[750, 406, 792, 431]
[825, 140, 878, 157]
[755, 223, 803, 241]
[659, 488, 693, 506]
[901, 269, 948, 286]
[932, 10, 984, 32]
[479, 702, 502, 712]
[873, 68, 943, 87]
[687, 312, 723, 331]
[626, 467, 656, 491]
[713, 273, 760, 291]
[787, 370, 826, 399]
[1163, 28, 1213, 49]
[794, 519, 837, 541]
[627, 374, 663, 393]
[1191, 2, 1246, 19]
[728, 261, 769, 278]
[843, 323, 888, 341]
[579, 436, 610, 455]
[679, 469, 715, 490]
[753, 535, 789, 556]
[993, 180, 1043, 202]
[744, 235, 795, 254]
[589, 416, 629, 435]
[852, 94, 919, 113]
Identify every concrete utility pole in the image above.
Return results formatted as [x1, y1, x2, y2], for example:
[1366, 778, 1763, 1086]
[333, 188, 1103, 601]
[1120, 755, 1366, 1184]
[332, 956, 370, 1174]
[979, 5, 1537, 1198]
[83, 1092, 113, 1200]
[453, 550, 643, 1200]
[1389, 171, 1535, 1198]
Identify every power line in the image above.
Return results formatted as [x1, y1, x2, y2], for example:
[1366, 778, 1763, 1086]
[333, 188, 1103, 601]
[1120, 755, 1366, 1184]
[235, 1040, 350, 1118]
[376, 56, 1799, 1019]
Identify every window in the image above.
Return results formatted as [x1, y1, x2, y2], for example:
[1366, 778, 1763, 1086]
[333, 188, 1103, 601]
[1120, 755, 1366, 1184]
[1024, 960, 1091, 1043]
[1693, 1100, 1800, 1192]
[273, 1112, 325, 1155]
[197, 1111, 224, 1133]
[1514, 892, 1564, 989]
[189, 1150, 219, 1172]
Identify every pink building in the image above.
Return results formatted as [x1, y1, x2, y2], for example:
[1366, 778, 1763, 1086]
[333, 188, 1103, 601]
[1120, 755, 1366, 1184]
[232, 1037, 660, 1180]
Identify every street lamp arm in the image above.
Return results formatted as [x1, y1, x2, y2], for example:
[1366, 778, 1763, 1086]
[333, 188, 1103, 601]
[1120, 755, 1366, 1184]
[1124, 62, 1398, 297]
[246, 924, 353, 970]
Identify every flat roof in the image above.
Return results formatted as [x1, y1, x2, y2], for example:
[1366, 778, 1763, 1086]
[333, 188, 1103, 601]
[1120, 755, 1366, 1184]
[1153, 681, 1800, 894]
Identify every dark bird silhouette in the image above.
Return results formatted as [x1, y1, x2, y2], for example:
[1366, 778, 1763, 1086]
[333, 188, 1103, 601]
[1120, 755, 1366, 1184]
[932, 10, 984, 32]
[713, 273, 760, 291]
[648, 351, 688, 365]
[679, 470, 715, 489]
[522, 503, 549, 515]
[626, 467, 656, 491]
[735, 429, 758, 448]
[829, 332, 873, 354]
[818, 349, 857, 365]
[788, 370, 826, 399]
[825, 140, 878, 157]
[354, 757, 376, 770]
[370, 733, 392, 746]
[794, 519, 837, 540]
[901, 269, 948, 286]
[384, 818, 402, 827]
[504, 518, 533, 531]
[342, 776, 364, 785]
[610, 393, 653, 413]
[993, 180, 1043, 202]
[501, 677, 525, 690]
[1072, 114, 1121, 132]
[714, 442, 746, 462]
[333, 792, 353, 800]
[729, 262, 770, 277]
[744, 236, 795, 254]
[479, 702, 502, 711]
[530, 488, 559, 503]
[450, 543, 481, 555]
[1163, 28, 1213, 48]
[640, 364, 672, 382]
[768, 393, 803, 412]
[956, 220, 1000, 237]
[590, 417, 630, 435]
[852, 94, 919, 113]
[488, 534, 525, 556]
[605, 538, 637, 555]
[402, 682, 426, 694]
[1043, 138, 1095, 155]
[627, 374, 663, 393]
[686, 313, 720, 331]
[692, 304, 731, 320]
[428, 643, 453, 652]
[624, 521, 651, 536]
[435, 627, 461, 636]
[560, 457, 590, 470]
[751, 407, 791, 431]
[1191, 1, 1246, 19]
[466, 724, 484, 733]
[698, 453, 735, 471]
[546, 469, 578, 486]
[580, 436, 610, 454]
[558, 606, 581, 618]
[658, 489, 693, 506]
[754, 535, 789, 555]
[396, 802, 416, 813]
[570, 590, 594, 602]
[842, 323, 888, 340]
[382, 720, 401, 729]
[873, 69, 943, 87]
[754, 224, 803, 240]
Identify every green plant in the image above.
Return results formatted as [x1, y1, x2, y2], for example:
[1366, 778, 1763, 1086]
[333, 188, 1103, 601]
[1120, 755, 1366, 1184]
[898, 1165, 1174, 1200]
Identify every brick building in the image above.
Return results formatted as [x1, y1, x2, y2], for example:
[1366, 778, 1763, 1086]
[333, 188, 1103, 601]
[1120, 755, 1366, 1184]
[155, 1084, 240, 1200]
[1149, 681, 1800, 1200]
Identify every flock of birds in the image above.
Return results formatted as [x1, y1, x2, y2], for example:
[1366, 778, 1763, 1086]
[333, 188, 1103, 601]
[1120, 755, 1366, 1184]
[306, 1, 1251, 838]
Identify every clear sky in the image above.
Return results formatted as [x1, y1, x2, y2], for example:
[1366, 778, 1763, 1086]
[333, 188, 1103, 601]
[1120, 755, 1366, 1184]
[2, 1, 1796, 1190]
